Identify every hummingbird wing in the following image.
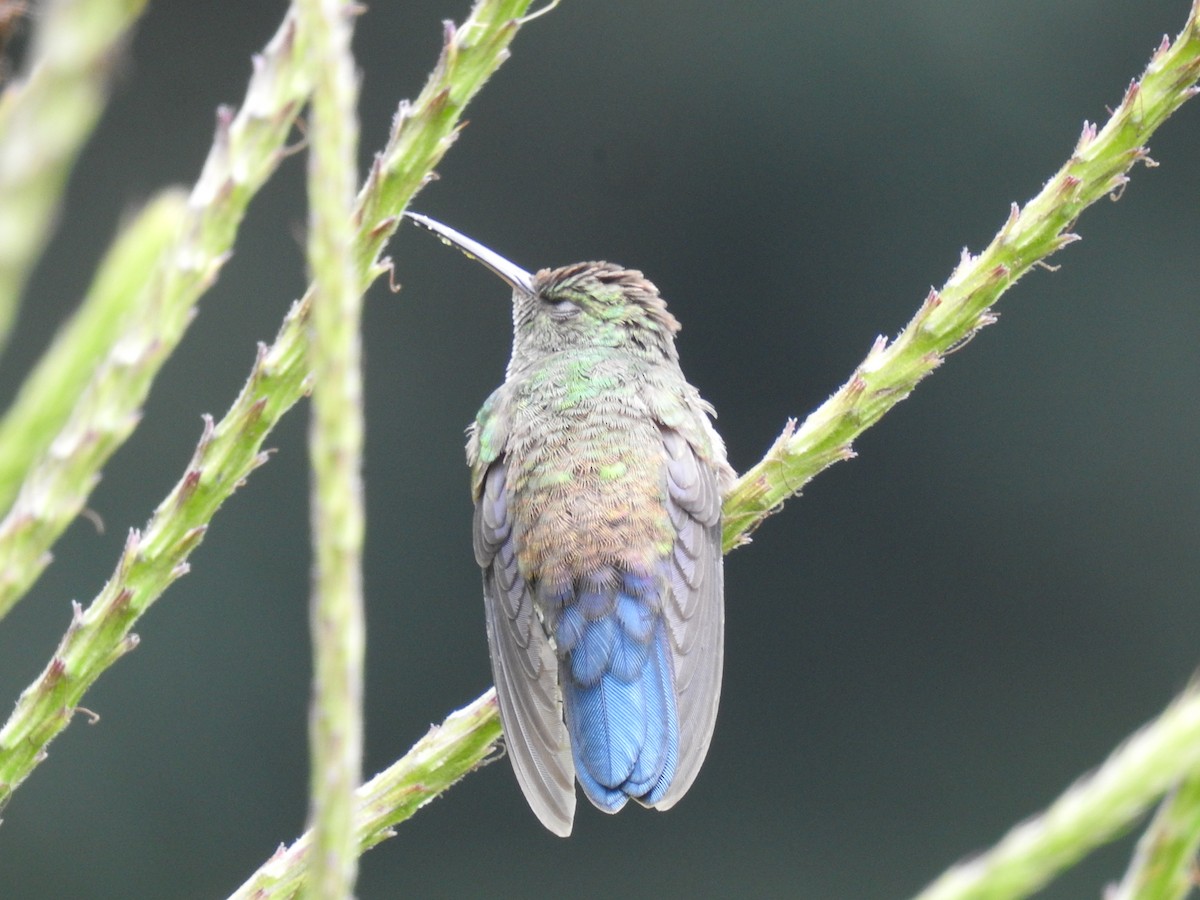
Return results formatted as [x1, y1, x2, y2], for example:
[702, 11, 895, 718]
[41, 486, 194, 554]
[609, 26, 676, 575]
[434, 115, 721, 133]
[652, 424, 726, 811]
[474, 459, 577, 836]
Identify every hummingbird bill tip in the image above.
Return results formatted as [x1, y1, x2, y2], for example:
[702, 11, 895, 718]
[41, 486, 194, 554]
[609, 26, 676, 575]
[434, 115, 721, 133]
[404, 211, 535, 294]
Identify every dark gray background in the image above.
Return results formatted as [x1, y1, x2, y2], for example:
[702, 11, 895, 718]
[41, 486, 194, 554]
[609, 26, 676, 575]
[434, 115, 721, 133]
[1, 1, 1198, 897]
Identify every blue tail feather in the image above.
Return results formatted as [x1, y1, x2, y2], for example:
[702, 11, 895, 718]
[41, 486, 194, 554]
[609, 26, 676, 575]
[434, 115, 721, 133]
[569, 617, 617, 685]
[561, 571, 679, 812]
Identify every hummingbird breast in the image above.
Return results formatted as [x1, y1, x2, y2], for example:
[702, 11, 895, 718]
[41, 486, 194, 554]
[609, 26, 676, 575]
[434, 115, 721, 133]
[504, 350, 675, 588]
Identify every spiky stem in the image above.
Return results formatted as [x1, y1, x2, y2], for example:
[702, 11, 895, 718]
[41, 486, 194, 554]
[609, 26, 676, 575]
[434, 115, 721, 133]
[298, 0, 364, 896]
[0, 311, 309, 808]
[0, 9, 314, 621]
[913, 688, 1200, 900]
[721, 0, 1200, 551]
[226, 690, 503, 900]
[0, 191, 187, 514]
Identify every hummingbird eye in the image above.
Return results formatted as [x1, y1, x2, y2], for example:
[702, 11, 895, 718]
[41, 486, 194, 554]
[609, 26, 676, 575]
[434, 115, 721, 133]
[542, 295, 580, 319]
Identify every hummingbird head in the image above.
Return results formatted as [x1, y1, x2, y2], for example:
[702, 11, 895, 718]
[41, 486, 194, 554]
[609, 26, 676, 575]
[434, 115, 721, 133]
[515, 261, 681, 363]
[404, 212, 682, 369]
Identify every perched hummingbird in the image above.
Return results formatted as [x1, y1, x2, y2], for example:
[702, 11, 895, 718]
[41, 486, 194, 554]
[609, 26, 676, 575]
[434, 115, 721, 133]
[406, 212, 734, 836]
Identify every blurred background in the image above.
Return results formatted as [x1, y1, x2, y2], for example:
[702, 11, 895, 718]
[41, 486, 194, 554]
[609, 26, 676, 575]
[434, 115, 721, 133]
[1, 0, 1198, 897]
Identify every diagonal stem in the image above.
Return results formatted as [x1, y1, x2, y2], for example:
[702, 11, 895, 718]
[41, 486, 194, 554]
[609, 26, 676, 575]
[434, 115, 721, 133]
[0, 9, 314, 621]
[912, 688, 1200, 900]
[227, 690, 503, 900]
[721, 0, 1200, 551]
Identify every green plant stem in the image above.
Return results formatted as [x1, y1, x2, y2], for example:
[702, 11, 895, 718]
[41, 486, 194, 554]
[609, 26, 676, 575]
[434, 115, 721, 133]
[913, 689, 1200, 900]
[0, 299, 310, 810]
[298, 0, 364, 896]
[227, 689, 502, 900]
[1109, 767, 1200, 900]
[0, 0, 150, 353]
[0, 0, 533, 818]
[0, 9, 315, 623]
[0, 190, 188, 514]
[721, 0, 1200, 552]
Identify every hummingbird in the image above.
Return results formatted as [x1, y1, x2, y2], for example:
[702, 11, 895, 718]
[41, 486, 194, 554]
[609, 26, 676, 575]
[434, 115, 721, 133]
[406, 212, 734, 836]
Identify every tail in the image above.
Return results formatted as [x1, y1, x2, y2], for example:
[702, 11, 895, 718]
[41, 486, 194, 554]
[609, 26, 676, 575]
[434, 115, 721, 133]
[555, 571, 679, 811]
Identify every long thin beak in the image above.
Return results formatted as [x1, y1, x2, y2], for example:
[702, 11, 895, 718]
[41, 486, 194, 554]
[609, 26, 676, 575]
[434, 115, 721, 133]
[404, 212, 535, 294]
